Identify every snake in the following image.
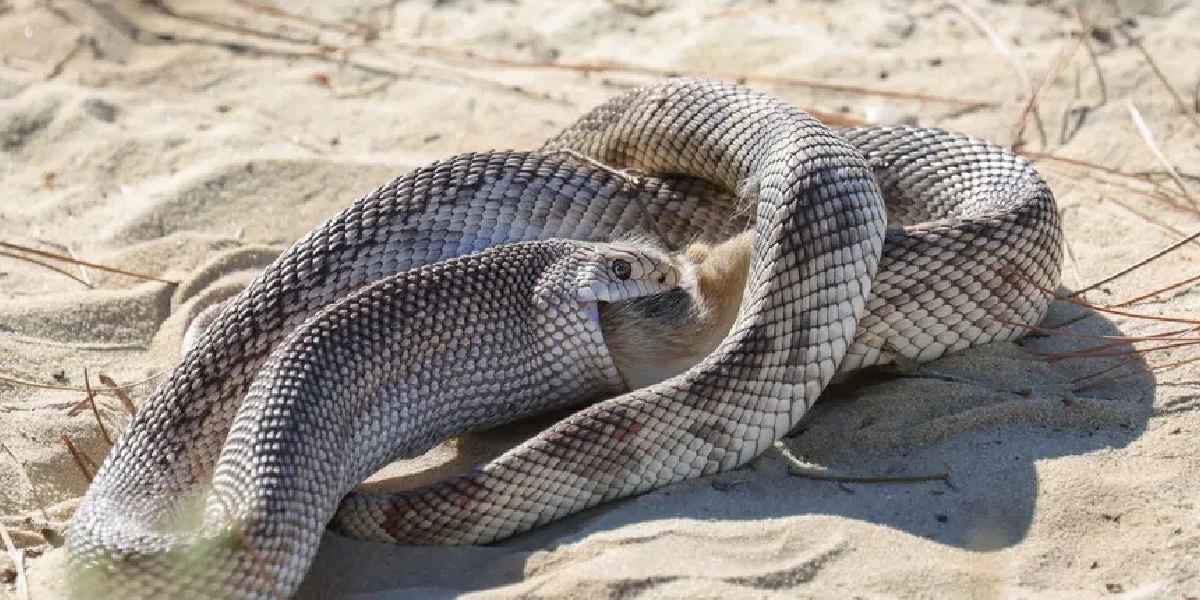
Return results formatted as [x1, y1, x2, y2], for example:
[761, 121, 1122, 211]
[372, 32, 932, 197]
[65, 78, 1063, 599]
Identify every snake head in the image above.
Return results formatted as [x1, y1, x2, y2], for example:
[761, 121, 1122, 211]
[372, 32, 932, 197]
[574, 242, 682, 305]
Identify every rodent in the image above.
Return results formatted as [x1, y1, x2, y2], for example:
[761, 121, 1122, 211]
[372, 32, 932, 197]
[599, 230, 753, 391]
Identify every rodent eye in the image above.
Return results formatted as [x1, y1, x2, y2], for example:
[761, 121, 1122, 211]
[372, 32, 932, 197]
[611, 258, 632, 280]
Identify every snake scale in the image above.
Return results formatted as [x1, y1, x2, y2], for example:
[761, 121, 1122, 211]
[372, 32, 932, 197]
[66, 78, 1063, 599]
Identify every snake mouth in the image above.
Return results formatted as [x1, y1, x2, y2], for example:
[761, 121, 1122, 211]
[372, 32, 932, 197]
[584, 301, 603, 344]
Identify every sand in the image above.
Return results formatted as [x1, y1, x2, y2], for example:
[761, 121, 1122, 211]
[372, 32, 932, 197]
[1, 0, 1199, 598]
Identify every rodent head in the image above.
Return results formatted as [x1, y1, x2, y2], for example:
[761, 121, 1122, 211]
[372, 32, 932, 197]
[573, 242, 682, 304]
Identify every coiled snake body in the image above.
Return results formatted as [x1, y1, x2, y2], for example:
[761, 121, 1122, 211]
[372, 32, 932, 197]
[66, 78, 1062, 598]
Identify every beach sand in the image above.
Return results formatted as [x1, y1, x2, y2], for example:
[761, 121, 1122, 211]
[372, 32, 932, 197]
[1, 0, 1198, 597]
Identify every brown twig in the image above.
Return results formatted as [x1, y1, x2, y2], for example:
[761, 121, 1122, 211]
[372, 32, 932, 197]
[1115, 271, 1200, 307]
[1012, 22, 1090, 149]
[82, 368, 113, 446]
[61, 434, 97, 482]
[97, 373, 139, 415]
[1070, 7, 1107, 102]
[400, 45, 997, 108]
[951, 0, 1032, 101]
[1099, 195, 1200, 247]
[1006, 266, 1200, 326]
[991, 318, 1200, 343]
[787, 468, 951, 485]
[1126, 100, 1197, 209]
[0, 371, 165, 393]
[1129, 36, 1200, 133]
[1071, 225, 1200, 296]
[1033, 339, 1200, 361]
[0, 241, 179, 285]
[0, 249, 88, 285]
[67, 246, 94, 288]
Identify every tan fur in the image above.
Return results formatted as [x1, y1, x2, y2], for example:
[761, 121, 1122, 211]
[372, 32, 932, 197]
[599, 230, 754, 390]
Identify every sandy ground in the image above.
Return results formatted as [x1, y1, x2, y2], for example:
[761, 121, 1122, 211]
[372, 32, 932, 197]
[1, 0, 1199, 598]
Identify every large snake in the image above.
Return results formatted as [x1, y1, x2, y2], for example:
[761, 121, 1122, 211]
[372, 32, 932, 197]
[65, 78, 1062, 598]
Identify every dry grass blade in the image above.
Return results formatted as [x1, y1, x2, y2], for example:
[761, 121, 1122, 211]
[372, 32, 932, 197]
[0, 371, 164, 393]
[993, 318, 1200, 343]
[1115, 271, 1200, 307]
[67, 246, 93, 288]
[97, 373, 139, 415]
[1130, 37, 1200, 133]
[82, 368, 113, 446]
[787, 469, 951, 485]
[951, 0, 1032, 100]
[61, 434, 96, 482]
[399, 46, 996, 108]
[0, 249, 88, 285]
[1020, 150, 1150, 182]
[1070, 7, 1107, 102]
[1062, 228, 1083, 288]
[0, 522, 28, 600]
[1071, 225, 1200, 296]
[1126, 100, 1197, 208]
[1034, 339, 1200, 361]
[1099, 195, 1200, 246]
[0, 241, 179, 285]
[1019, 153, 1197, 215]
[1006, 266, 1200, 325]
[1011, 21, 1090, 148]
[1070, 360, 1141, 386]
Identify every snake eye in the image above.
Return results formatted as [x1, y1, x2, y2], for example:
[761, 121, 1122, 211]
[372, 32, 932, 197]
[611, 259, 632, 280]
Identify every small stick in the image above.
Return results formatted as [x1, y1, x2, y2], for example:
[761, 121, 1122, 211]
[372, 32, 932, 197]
[1012, 22, 1090, 148]
[67, 246, 93, 288]
[1071, 8, 1107, 102]
[0, 522, 28, 600]
[1019, 150, 1149, 181]
[787, 468, 951, 485]
[404, 46, 996, 108]
[97, 373, 139, 415]
[82, 368, 113, 446]
[1099, 195, 1200, 246]
[990, 317, 1200, 343]
[1033, 339, 1200, 361]
[1126, 100, 1197, 209]
[1130, 36, 1200, 133]
[1070, 360, 1140, 386]
[1070, 225, 1200, 296]
[951, 0, 1033, 115]
[1115, 271, 1200, 307]
[61, 434, 96, 482]
[1062, 219, 1084, 289]
[0, 241, 179, 285]
[0, 249, 88, 285]
[0, 371, 164, 393]
[1005, 266, 1200, 325]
